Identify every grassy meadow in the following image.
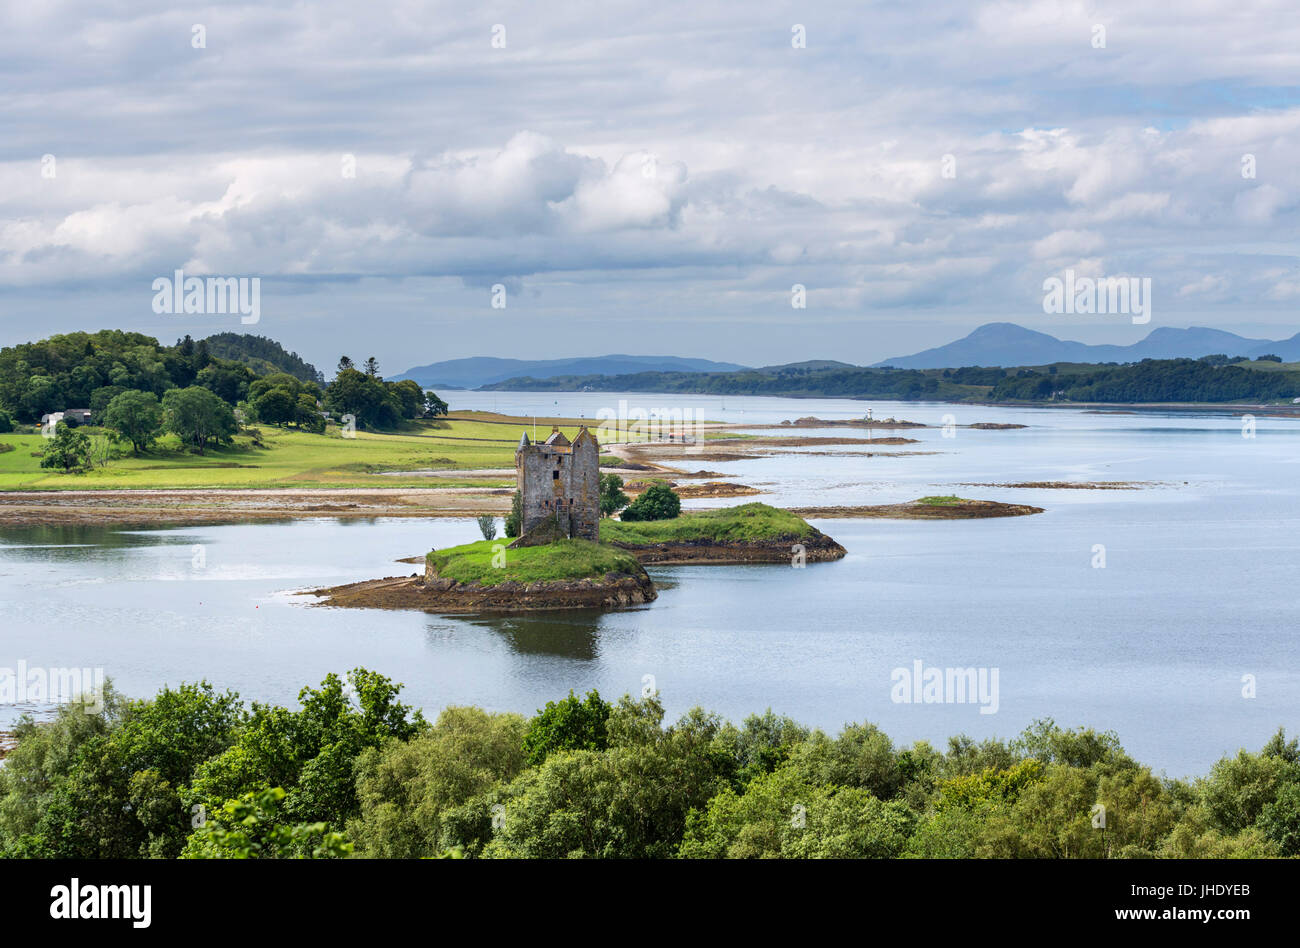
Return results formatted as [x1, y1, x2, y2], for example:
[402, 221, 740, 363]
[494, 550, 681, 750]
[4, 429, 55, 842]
[0, 413, 626, 491]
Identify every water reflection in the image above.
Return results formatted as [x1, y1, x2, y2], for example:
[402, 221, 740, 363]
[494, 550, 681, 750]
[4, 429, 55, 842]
[452, 611, 611, 660]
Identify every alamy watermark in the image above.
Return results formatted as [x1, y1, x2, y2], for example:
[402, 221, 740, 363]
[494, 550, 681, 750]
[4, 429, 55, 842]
[890, 660, 999, 714]
[596, 399, 704, 448]
[1042, 269, 1151, 325]
[1, 661, 105, 713]
[151, 269, 260, 324]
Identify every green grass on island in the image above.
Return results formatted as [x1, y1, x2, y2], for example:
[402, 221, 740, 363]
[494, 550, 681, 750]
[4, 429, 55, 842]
[425, 538, 644, 586]
[600, 502, 816, 544]
[915, 495, 967, 506]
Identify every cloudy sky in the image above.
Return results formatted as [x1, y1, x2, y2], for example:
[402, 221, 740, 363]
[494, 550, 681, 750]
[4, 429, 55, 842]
[2, 0, 1298, 373]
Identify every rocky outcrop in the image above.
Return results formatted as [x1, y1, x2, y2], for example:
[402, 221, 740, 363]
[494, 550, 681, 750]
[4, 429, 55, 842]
[309, 566, 657, 613]
[607, 528, 846, 565]
[789, 500, 1044, 519]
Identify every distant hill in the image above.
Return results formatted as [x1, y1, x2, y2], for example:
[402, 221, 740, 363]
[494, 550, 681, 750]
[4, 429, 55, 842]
[393, 354, 749, 389]
[200, 333, 324, 383]
[874, 322, 1300, 369]
[754, 359, 857, 374]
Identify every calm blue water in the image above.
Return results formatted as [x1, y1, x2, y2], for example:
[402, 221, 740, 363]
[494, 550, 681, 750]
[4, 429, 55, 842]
[2, 394, 1298, 777]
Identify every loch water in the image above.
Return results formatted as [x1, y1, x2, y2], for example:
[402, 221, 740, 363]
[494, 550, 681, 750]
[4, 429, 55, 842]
[2, 393, 1298, 777]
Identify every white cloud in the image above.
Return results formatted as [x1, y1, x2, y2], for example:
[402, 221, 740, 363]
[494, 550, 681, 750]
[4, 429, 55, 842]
[2, 0, 1300, 364]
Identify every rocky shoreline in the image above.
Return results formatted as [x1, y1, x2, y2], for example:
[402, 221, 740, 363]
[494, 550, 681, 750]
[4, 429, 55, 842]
[308, 566, 658, 613]
[606, 529, 847, 564]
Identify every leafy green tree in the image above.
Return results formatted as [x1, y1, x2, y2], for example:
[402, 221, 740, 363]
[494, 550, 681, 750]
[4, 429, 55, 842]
[390, 379, 425, 419]
[186, 669, 424, 830]
[181, 787, 352, 859]
[349, 707, 528, 858]
[39, 421, 92, 472]
[598, 473, 630, 517]
[246, 372, 304, 404]
[21, 375, 61, 421]
[476, 515, 497, 541]
[252, 387, 296, 425]
[1011, 718, 1129, 769]
[295, 393, 325, 433]
[710, 709, 812, 788]
[0, 685, 126, 856]
[522, 690, 611, 766]
[1253, 780, 1300, 855]
[679, 764, 915, 859]
[89, 385, 127, 414]
[102, 389, 163, 454]
[504, 489, 522, 538]
[195, 362, 254, 404]
[4, 682, 244, 858]
[619, 483, 680, 521]
[324, 368, 401, 429]
[479, 698, 729, 858]
[162, 386, 237, 454]
[934, 759, 1045, 811]
[1200, 746, 1297, 834]
[782, 722, 903, 801]
[424, 390, 449, 417]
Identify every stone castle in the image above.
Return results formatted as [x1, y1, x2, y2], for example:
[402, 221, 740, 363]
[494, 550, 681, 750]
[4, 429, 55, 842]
[510, 425, 600, 547]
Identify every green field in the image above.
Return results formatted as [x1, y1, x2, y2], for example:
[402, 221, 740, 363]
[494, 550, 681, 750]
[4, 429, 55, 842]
[425, 537, 643, 586]
[600, 502, 816, 543]
[0, 414, 613, 491]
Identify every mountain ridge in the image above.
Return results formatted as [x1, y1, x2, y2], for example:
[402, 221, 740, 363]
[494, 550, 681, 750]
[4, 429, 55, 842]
[873, 322, 1300, 368]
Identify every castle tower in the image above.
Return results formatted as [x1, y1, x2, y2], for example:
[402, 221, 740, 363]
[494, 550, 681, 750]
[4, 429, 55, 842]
[512, 425, 600, 546]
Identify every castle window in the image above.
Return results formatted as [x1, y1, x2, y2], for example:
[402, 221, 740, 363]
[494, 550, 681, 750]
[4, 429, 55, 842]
[553, 470, 559, 480]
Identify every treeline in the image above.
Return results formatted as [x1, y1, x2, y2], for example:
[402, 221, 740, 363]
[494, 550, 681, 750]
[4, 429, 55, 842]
[0, 332, 449, 463]
[991, 358, 1300, 402]
[483, 366, 970, 400]
[483, 356, 1300, 405]
[2, 670, 1296, 859]
[0, 330, 251, 424]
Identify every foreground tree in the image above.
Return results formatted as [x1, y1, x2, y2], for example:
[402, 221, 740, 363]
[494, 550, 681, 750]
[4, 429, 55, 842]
[181, 787, 351, 859]
[521, 690, 612, 766]
[39, 421, 92, 472]
[186, 669, 424, 831]
[349, 707, 528, 858]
